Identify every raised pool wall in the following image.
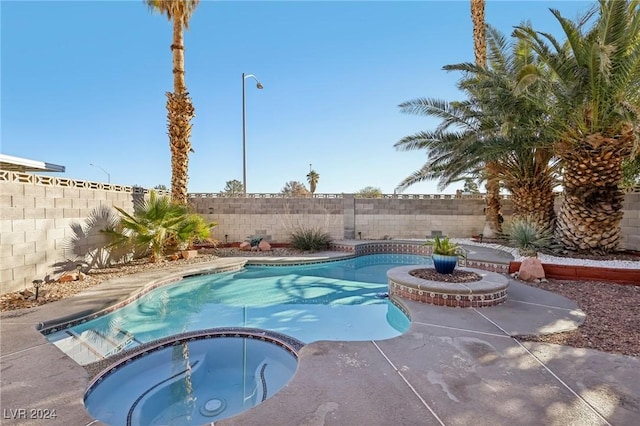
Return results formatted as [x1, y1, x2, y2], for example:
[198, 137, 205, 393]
[2, 170, 639, 294]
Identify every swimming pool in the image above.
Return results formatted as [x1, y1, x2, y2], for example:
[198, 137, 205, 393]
[46, 254, 429, 365]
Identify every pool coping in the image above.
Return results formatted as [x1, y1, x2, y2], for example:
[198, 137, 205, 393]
[1, 241, 639, 426]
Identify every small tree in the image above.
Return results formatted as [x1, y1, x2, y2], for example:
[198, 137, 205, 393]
[356, 186, 383, 198]
[281, 181, 310, 197]
[220, 179, 244, 196]
[154, 184, 168, 191]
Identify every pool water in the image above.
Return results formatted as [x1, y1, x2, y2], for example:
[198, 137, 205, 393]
[84, 336, 298, 425]
[47, 254, 429, 365]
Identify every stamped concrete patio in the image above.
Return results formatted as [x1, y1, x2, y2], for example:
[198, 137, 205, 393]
[0, 244, 638, 425]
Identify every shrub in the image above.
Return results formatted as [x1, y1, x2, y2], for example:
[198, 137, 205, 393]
[247, 235, 264, 247]
[289, 227, 332, 251]
[505, 217, 554, 257]
[102, 191, 215, 261]
[423, 236, 465, 257]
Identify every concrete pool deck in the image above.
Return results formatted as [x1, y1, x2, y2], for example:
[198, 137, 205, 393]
[1, 244, 639, 425]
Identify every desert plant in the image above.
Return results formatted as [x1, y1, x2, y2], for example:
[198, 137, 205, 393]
[247, 235, 264, 248]
[505, 217, 555, 257]
[424, 236, 466, 257]
[171, 213, 215, 250]
[424, 236, 466, 274]
[102, 191, 215, 261]
[289, 227, 332, 251]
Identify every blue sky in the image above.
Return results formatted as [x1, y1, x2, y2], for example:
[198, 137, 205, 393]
[1, 0, 592, 194]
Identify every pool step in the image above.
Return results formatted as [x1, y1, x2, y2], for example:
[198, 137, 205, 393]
[53, 328, 137, 364]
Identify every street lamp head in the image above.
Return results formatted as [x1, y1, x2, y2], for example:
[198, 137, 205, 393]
[256, 82, 264, 89]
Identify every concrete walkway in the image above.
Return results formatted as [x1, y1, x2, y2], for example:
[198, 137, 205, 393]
[1, 246, 638, 425]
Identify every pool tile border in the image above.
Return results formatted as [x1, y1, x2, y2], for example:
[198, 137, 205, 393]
[85, 327, 304, 390]
[387, 265, 509, 308]
[330, 241, 510, 274]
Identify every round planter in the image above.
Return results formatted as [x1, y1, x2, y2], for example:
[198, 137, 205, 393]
[432, 254, 459, 274]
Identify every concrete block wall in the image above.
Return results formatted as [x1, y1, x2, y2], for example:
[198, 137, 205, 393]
[1, 173, 639, 296]
[354, 198, 491, 239]
[189, 197, 344, 242]
[0, 178, 140, 294]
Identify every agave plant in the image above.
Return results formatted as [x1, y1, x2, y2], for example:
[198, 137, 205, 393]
[424, 236, 466, 257]
[504, 216, 555, 257]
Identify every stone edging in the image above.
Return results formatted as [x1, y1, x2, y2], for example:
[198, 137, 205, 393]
[387, 266, 509, 308]
[509, 261, 640, 285]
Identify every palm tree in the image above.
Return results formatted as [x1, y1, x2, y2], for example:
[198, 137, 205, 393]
[307, 169, 320, 194]
[514, 0, 640, 253]
[146, 0, 200, 205]
[396, 26, 561, 230]
[470, 0, 503, 237]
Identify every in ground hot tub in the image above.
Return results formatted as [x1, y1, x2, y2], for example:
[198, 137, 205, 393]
[85, 329, 301, 425]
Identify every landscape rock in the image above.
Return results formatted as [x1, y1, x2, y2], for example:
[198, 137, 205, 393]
[518, 257, 546, 282]
[58, 273, 77, 283]
[258, 240, 271, 251]
[239, 242, 250, 250]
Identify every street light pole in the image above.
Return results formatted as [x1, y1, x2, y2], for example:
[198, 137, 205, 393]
[89, 163, 110, 183]
[242, 72, 263, 195]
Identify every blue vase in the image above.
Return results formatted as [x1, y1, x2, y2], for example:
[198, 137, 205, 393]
[432, 254, 458, 274]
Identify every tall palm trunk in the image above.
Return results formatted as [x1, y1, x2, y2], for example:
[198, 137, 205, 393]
[471, 0, 486, 69]
[483, 171, 502, 237]
[471, 0, 501, 237]
[555, 129, 635, 253]
[167, 13, 195, 205]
